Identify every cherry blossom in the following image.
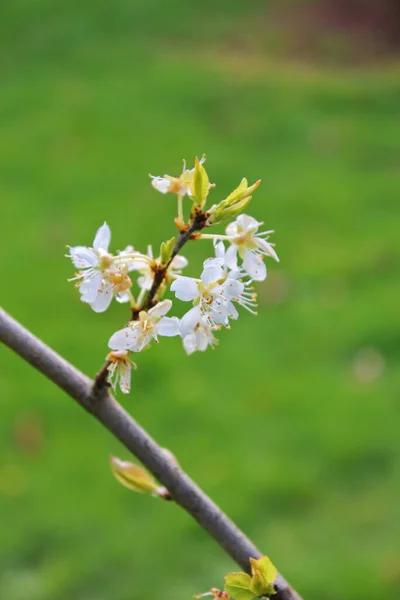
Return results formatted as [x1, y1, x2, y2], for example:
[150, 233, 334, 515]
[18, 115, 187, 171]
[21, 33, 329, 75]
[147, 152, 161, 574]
[225, 214, 279, 281]
[67, 223, 132, 312]
[180, 307, 217, 355]
[171, 258, 255, 327]
[127, 245, 188, 291]
[150, 156, 206, 197]
[108, 300, 180, 353]
[106, 350, 137, 394]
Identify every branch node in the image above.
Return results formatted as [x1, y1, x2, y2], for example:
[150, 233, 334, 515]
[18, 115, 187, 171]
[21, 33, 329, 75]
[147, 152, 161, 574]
[93, 359, 112, 394]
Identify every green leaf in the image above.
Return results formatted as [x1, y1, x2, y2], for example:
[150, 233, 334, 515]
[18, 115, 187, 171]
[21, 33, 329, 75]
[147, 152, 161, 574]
[109, 456, 158, 494]
[191, 156, 210, 208]
[224, 572, 254, 600]
[225, 178, 248, 203]
[160, 236, 176, 265]
[206, 195, 252, 226]
[249, 557, 277, 597]
[226, 178, 260, 204]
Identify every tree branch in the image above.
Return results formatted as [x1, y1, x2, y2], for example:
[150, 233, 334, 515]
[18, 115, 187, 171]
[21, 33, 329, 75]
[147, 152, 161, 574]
[133, 209, 208, 318]
[0, 307, 302, 600]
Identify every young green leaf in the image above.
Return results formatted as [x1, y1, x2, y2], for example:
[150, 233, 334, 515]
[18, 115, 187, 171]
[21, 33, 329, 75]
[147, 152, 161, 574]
[160, 236, 176, 265]
[224, 572, 254, 600]
[226, 178, 261, 204]
[191, 156, 210, 208]
[249, 556, 277, 597]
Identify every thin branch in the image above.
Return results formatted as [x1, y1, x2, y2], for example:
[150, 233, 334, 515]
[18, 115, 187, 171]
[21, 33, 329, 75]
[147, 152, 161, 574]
[0, 307, 302, 600]
[133, 209, 208, 318]
[93, 359, 112, 390]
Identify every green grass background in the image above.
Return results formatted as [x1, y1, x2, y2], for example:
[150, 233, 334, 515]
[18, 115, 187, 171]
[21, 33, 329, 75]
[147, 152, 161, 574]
[1, 2, 400, 599]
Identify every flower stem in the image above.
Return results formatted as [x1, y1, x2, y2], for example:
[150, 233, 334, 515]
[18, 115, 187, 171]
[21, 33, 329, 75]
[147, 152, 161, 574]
[198, 233, 231, 241]
[135, 286, 147, 309]
[177, 194, 184, 224]
[127, 289, 136, 309]
[131, 210, 208, 320]
[112, 253, 152, 264]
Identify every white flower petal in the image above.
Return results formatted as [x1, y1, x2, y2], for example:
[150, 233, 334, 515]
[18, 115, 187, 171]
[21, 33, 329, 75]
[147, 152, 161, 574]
[243, 250, 267, 281]
[128, 257, 151, 271]
[183, 333, 197, 355]
[148, 299, 172, 318]
[214, 241, 225, 260]
[69, 246, 99, 269]
[225, 244, 238, 270]
[225, 221, 238, 237]
[209, 305, 229, 325]
[157, 316, 180, 337]
[170, 255, 188, 269]
[228, 268, 242, 280]
[221, 278, 244, 298]
[90, 281, 114, 312]
[182, 321, 214, 355]
[226, 300, 239, 320]
[237, 214, 260, 234]
[93, 222, 111, 252]
[180, 306, 202, 337]
[116, 290, 130, 303]
[138, 271, 154, 290]
[119, 365, 131, 394]
[171, 277, 199, 301]
[202, 255, 224, 270]
[80, 272, 102, 303]
[109, 325, 141, 351]
[195, 329, 210, 352]
[255, 238, 280, 262]
[151, 176, 170, 194]
[135, 331, 155, 352]
[201, 262, 224, 286]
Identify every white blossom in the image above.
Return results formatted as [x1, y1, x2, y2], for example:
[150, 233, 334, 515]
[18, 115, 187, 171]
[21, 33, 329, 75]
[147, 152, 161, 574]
[108, 299, 180, 353]
[67, 223, 133, 312]
[129, 245, 155, 291]
[82, 264, 132, 312]
[150, 156, 206, 197]
[151, 175, 189, 196]
[224, 214, 279, 281]
[67, 222, 112, 274]
[125, 245, 188, 291]
[106, 350, 137, 394]
[180, 307, 217, 355]
[171, 258, 256, 327]
[116, 245, 140, 272]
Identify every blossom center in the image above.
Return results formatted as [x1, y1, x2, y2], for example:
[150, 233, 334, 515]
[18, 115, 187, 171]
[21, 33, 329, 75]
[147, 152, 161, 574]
[99, 253, 113, 270]
[104, 270, 132, 292]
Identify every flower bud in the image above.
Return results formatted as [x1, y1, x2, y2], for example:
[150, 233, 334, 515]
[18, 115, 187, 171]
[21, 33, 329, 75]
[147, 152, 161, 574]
[206, 179, 261, 226]
[226, 178, 261, 203]
[159, 237, 176, 266]
[190, 156, 211, 209]
[207, 196, 252, 226]
[110, 456, 168, 497]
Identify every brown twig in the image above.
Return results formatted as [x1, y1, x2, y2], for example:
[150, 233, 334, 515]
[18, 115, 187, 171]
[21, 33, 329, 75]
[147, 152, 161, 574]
[132, 209, 208, 318]
[0, 307, 302, 600]
[93, 359, 112, 391]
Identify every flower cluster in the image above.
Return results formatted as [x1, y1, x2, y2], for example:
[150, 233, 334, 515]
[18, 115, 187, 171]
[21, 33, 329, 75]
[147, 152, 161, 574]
[66, 156, 279, 395]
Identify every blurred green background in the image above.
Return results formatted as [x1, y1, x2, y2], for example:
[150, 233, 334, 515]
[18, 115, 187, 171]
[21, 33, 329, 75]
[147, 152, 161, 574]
[1, 1, 400, 599]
